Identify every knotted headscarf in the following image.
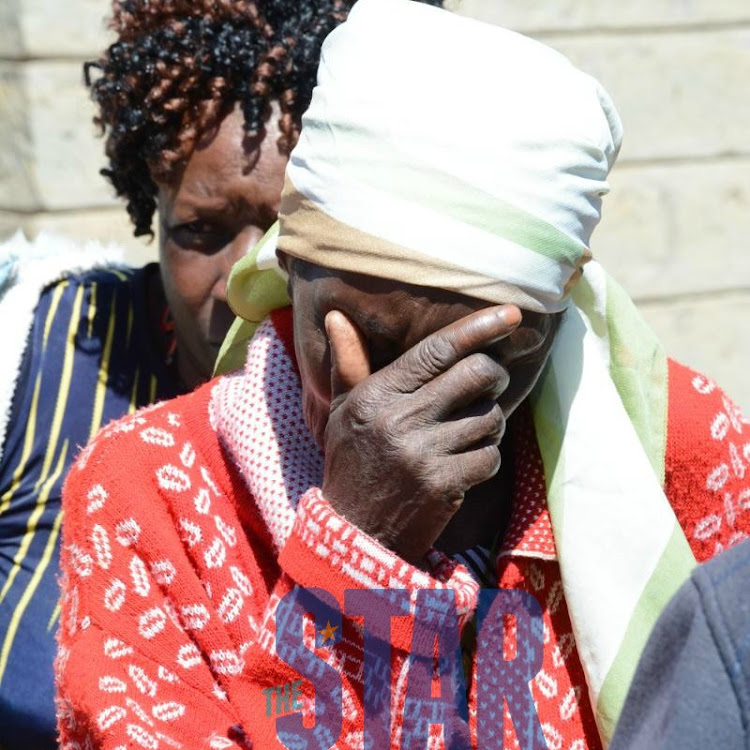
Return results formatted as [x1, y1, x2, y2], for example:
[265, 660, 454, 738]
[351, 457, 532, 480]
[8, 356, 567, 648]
[217, 1, 695, 743]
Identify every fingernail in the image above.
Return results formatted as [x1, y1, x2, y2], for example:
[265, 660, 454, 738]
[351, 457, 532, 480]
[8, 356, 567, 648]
[499, 306, 522, 327]
[324, 310, 340, 338]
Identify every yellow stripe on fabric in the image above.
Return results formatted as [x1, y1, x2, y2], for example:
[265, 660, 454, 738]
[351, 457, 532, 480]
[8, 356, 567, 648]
[595, 523, 695, 744]
[0, 440, 68, 606]
[89, 291, 117, 441]
[108, 269, 129, 282]
[0, 469, 66, 686]
[125, 297, 134, 349]
[129, 367, 141, 415]
[1, 282, 72, 516]
[42, 281, 68, 348]
[35, 285, 85, 492]
[47, 601, 61, 632]
[86, 282, 98, 339]
[0, 373, 42, 517]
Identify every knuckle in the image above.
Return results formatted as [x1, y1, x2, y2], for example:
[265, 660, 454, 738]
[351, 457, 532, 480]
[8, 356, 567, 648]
[417, 335, 456, 374]
[398, 436, 424, 466]
[462, 445, 501, 487]
[481, 445, 502, 477]
[347, 393, 375, 425]
[373, 410, 402, 439]
[434, 426, 456, 455]
[346, 380, 388, 424]
[493, 366, 510, 395]
[485, 403, 506, 442]
[463, 353, 504, 392]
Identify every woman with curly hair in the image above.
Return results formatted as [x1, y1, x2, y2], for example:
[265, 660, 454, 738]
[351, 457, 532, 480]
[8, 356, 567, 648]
[0, 1, 451, 745]
[85, 0, 370, 390]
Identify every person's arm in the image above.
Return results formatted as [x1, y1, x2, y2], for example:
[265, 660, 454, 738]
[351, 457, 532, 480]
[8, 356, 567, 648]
[57, 408, 250, 750]
[610, 544, 749, 750]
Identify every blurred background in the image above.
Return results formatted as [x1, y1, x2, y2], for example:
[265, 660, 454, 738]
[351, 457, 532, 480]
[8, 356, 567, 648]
[1, 0, 749, 408]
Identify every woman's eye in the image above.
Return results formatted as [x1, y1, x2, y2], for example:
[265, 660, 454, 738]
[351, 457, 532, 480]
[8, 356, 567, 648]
[168, 221, 231, 253]
[180, 220, 215, 235]
[173, 220, 219, 238]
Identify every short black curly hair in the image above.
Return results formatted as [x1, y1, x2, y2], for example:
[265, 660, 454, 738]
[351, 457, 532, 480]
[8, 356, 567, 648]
[85, 0, 444, 238]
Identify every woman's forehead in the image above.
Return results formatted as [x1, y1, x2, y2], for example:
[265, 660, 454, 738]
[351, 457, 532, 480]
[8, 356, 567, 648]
[158, 107, 287, 215]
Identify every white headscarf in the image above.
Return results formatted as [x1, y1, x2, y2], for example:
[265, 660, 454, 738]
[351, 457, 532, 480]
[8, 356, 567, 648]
[280, 0, 622, 313]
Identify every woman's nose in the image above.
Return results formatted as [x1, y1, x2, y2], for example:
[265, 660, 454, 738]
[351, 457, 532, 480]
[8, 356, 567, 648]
[212, 226, 267, 303]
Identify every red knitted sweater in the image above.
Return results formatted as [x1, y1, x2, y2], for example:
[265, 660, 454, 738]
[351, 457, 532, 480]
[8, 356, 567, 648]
[56, 310, 750, 750]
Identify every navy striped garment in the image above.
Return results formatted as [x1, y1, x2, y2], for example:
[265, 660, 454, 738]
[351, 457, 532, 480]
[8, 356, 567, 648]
[0, 265, 180, 749]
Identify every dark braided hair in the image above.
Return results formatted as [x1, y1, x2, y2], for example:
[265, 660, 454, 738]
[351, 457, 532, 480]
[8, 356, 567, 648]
[85, 0, 443, 238]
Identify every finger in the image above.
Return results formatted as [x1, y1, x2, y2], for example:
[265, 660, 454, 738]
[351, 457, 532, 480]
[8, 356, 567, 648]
[378, 305, 521, 395]
[431, 399, 506, 454]
[413, 351, 509, 421]
[326, 310, 371, 401]
[445, 444, 502, 493]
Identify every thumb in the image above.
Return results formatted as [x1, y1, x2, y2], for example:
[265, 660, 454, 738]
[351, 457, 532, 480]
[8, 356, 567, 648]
[325, 310, 371, 401]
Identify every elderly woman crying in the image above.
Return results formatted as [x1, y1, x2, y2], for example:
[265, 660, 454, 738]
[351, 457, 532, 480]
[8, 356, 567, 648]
[56, 1, 750, 749]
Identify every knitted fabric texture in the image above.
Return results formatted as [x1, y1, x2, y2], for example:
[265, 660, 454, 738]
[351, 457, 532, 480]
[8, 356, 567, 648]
[57, 310, 750, 749]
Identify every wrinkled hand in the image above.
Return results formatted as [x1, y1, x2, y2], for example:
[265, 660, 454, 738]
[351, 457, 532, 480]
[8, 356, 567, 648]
[322, 305, 521, 565]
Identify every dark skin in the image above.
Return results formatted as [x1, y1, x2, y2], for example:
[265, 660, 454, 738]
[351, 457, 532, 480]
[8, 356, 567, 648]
[156, 105, 288, 390]
[281, 254, 560, 565]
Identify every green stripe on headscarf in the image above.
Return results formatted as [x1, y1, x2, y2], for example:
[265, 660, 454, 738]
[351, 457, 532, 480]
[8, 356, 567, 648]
[215, 222, 289, 375]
